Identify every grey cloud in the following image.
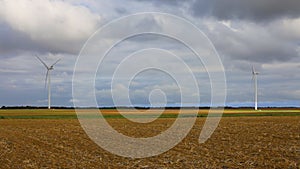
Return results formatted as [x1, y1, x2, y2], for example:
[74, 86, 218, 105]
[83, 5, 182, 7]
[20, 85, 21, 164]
[203, 20, 300, 64]
[0, 25, 81, 56]
[0, 25, 38, 57]
[191, 0, 300, 21]
[135, 0, 300, 21]
[136, 0, 183, 6]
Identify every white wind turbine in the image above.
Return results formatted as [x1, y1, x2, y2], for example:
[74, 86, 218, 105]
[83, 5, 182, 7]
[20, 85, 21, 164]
[252, 66, 259, 110]
[36, 55, 61, 109]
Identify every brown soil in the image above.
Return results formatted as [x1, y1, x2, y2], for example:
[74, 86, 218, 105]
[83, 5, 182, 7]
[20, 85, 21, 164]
[0, 116, 299, 168]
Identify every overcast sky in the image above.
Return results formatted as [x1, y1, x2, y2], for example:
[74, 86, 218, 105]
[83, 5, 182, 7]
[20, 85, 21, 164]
[0, 0, 299, 107]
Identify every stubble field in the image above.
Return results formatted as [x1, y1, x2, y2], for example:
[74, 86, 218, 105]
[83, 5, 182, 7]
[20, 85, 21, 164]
[0, 109, 299, 168]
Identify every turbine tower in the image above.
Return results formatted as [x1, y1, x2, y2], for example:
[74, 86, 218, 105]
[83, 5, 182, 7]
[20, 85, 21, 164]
[36, 55, 61, 109]
[252, 66, 259, 110]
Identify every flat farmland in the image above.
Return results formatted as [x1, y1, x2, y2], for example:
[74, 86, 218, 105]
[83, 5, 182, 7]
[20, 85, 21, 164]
[0, 108, 299, 118]
[0, 109, 299, 168]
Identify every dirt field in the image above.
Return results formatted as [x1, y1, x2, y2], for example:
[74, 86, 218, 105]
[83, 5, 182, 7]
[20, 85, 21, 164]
[0, 111, 299, 168]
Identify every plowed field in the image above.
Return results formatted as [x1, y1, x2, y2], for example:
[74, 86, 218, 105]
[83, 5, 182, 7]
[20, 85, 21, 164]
[0, 109, 299, 168]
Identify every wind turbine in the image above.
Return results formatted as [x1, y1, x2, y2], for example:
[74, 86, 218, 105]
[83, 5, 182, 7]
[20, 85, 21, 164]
[36, 55, 61, 109]
[252, 66, 259, 110]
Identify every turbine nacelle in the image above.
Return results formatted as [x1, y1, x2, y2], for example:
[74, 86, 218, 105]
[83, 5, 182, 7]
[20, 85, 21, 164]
[252, 66, 259, 75]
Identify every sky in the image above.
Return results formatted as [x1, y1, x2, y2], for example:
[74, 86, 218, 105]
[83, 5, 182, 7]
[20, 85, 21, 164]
[0, 0, 300, 107]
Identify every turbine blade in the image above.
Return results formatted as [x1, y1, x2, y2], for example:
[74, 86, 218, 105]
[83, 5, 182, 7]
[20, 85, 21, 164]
[45, 70, 49, 89]
[252, 66, 255, 74]
[51, 58, 61, 67]
[36, 55, 49, 69]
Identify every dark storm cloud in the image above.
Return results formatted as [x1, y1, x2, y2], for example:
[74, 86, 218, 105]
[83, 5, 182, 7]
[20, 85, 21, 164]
[191, 0, 300, 21]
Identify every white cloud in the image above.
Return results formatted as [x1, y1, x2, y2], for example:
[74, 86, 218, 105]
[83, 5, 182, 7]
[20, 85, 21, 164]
[0, 0, 101, 53]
